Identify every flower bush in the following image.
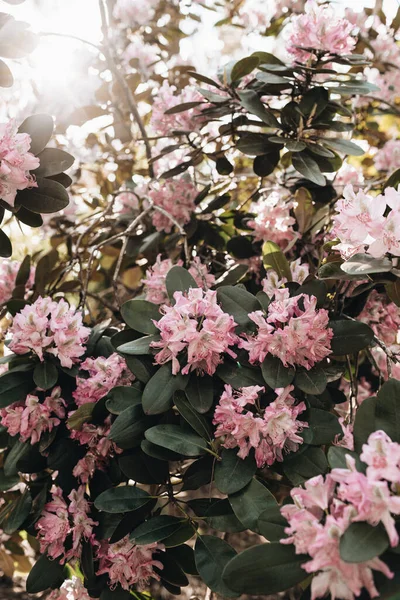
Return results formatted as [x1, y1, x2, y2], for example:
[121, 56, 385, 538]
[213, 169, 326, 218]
[1, 0, 400, 599]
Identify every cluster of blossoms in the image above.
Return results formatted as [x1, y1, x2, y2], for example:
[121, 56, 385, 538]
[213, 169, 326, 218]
[360, 67, 400, 106]
[142, 255, 215, 304]
[9, 297, 90, 368]
[359, 290, 400, 348]
[113, 0, 159, 27]
[374, 140, 400, 173]
[240, 289, 332, 370]
[335, 164, 364, 189]
[1, 387, 65, 445]
[0, 258, 35, 305]
[369, 32, 400, 65]
[148, 177, 197, 233]
[97, 536, 163, 591]
[333, 185, 400, 259]
[281, 431, 400, 600]
[48, 577, 92, 600]
[123, 37, 160, 76]
[150, 81, 205, 136]
[248, 192, 296, 247]
[36, 486, 97, 563]
[151, 288, 238, 375]
[72, 353, 133, 406]
[0, 120, 39, 207]
[261, 258, 310, 297]
[214, 385, 307, 467]
[285, 0, 356, 63]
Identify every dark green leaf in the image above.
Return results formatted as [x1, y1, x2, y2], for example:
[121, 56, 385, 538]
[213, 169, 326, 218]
[120, 299, 160, 334]
[117, 334, 159, 355]
[174, 391, 212, 439]
[261, 355, 294, 389]
[142, 364, 188, 415]
[166, 266, 198, 301]
[106, 385, 142, 415]
[33, 361, 58, 390]
[195, 535, 239, 597]
[257, 505, 288, 541]
[145, 425, 208, 456]
[324, 138, 365, 156]
[340, 523, 389, 563]
[294, 365, 327, 395]
[0, 369, 35, 408]
[185, 373, 213, 414]
[262, 240, 292, 280]
[16, 177, 69, 214]
[229, 478, 276, 531]
[292, 152, 326, 186]
[231, 56, 259, 82]
[353, 396, 377, 453]
[33, 148, 74, 177]
[131, 516, 186, 545]
[94, 486, 150, 513]
[4, 441, 29, 476]
[216, 285, 260, 332]
[3, 490, 32, 534]
[15, 255, 31, 286]
[237, 90, 280, 127]
[283, 447, 328, 485]
[18, 114, 53, 156]
[215, 448, 257, 494]
[108, 404, 152, 449]
[330, 320, 374, 355]
[217, 361, 264, 389]
[308, 408, 342, 445]
[26, 555, 64, 594]
[0, 230, 11, 258]
[375, 378, 400, 443]
[253, 151, 280, 177]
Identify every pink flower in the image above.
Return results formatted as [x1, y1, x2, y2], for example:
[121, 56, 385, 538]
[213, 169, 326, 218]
[113, 0, 159, 26]
[370, 34, 400, 65]
[148, 177, 197, 233]
[142, 255, 215, 305]
[9, 297, 90, 368]
[374, 140, 400, 173]
[97, 535, 163, 591]
[123, 37, 159, 75]
[286, 0, 356, 63]
[248, 192, 297, 247]
[1, 387, 66, 445]
[150, 81, 205, 135]
[262, 258, 309, 297]
[334, 418, 354, 451]
[73, 353, 133, 406]
[151, 288, 239, 376]
[48, 577, 92, 600]
[213, 384, 307, 467]
[360, 430, 400, 484]
[240, 289, 332, 370]
[0, 258, 35, 305]
[335, 164, 364, 190]
[0, 120, 40, 207]
[362, 67, 400, 105]
[359, 290, 400, 347]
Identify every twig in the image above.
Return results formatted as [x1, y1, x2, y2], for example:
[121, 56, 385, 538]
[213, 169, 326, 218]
[151, 204, 190, 264]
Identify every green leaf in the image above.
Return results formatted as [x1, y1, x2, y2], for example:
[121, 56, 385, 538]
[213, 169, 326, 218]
[253, 151, 281, 177]
[386, 279, 400, 307]
[294, 365, 327, 395]
[167, 544, 198, 575]
[120, 299, 160, 334]
[94, 485, 150, 513]
[257, 505, 288, 541]
[174, 391, 212, 440]
[292, 152, 326, 186]
[141, 439, 182, 462]
[375, 378, 400, 443]
[15, 255, 31, 286]
[217, 361, 265, 389]
[283, 447, 328, 485]
[33, 148, 74, 177]
[341, 253, 393, 275]
[216, 285, 260, 332]
[330, 320, 374, 355]
[131, 516, 187, 545]
[67, 402, 94, 430]
[222, 542, 307, 595]
[185, 373, 214, 414]
[164, 101, 204, 115]
[142, 364, 188, 415]
[231, 56, 259, 82]
[105, 385, 142, 415]
[237, 90, 280, 127]
[384, 168, 400, 190]
[118, 448, 168, 484]
[324, 138, 365, 157]
[18, 114, 53, 156]
[327, 446, 364, 471]
[308, 408, 342, 445]
[0, 369, 35, 408]
[4, 441, 29, 476]
[16, 177, 69, 214]
[166, 266, 198, 301]
[262, 241, 292, 280]
[195, 535, 239, 598]
[0, 230, 12, 258]
[108, 404, 152, 449]
[145, 425, 208, 456]
[353, 396, 377, 453]
[33, 361, 58, 390]
[229, 478, 276, 531]
[340, 523, 389, 563]
[3, 490, 32, 534]
[298, 87, 329, 118]
[117, 334, 159, 355]
[162, 521, 196, 547]
[216, 156, 234, 175]
[236, 132, 279, 156]
[26, 555, 64, 594]
[215, 448, 257, 494]
[261, 355, 294, 389]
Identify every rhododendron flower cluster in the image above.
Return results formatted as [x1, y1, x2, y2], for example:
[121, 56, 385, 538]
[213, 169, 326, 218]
[0, 258, 35, 305]
[248, 191, 296, 247]
[333, 185, 400, 259]
[150, 81, 205, 135]
[48, 577, 92, 600]
[148, 177, 197, 233]
[113, 0, 159, 26]
[362, 67, 400, 105]
[1, 387, 65, 445]
[142, 255, 215, 304]
[96, 536, 163, 591]
[214, 384, 307, 467]
[240, 289, 332, 370]
[151, 288, 238, 375]
[262, 258, 310, 297]
[36, 486, 97, 562]
[281, 431, 400, 599]
[73, 353, 133, 406]
[9, 297, 90, 368]
[0, 120, 39, 207]
[374, 140, 400, 173]
[286, 0, 356, 63]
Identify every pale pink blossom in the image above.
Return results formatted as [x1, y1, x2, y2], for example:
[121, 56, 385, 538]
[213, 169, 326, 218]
[9, 297, 90, 368]
[334, 164, 364, 189]
[370, 33, 400, 65]
[262, 258, 310, 297]
[213, 385, 307, 467]
[48, 577, 92, 600]
[0, 259, 35, 305]
[142, 255, 215, 304]
[148, 177, 197, 233]
[113, 0, 159, 26]
[374, 140, 400, 173]
[334, 418, 354, 451]
[240, 289, 332, 370]
[359, 290, 400, 347]
[123, 37, 159, 75]
[97, 535, 163, 591]
[248, 192, 296, 247]
[286, 0, 356, 63]
[0, 120, 40, 207]
[73, 353, 133, 406]
[362, 67, 400, 105]
[1, 387, 66, 445]
[151, 288, 239, 375]
[150, 81, 205, 135]
[114, 190, 140, 215]
[360, 430, 400, 484]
